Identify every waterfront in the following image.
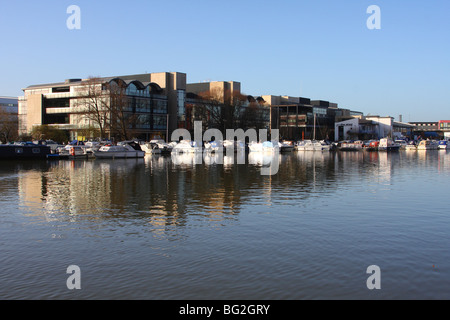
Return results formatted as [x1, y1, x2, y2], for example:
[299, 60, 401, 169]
[1, 150, 450, 300]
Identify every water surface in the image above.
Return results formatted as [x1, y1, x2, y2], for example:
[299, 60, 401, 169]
[0, 150, 449, 299]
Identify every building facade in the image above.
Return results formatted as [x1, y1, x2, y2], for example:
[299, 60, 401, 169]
[335, 116, 413, 141]
[18, 73, 188, 141]
[0, 96, 19, 143]
[263, 95, 363, 141]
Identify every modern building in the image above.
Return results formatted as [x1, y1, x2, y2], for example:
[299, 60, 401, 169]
[0, 96, 19, 143]
[438, 120, 450, 139]
[263, 95, 363, 141]
[185, 81, 270, 134]
[408, 121, 441, 139]
[18, 72, 187, 141]
[335, 116, 414, 141]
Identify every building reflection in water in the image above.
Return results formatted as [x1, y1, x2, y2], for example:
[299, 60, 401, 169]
[19, 149, 441, 236]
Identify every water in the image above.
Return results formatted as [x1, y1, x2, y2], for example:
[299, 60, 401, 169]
[1, 150, 450, 300]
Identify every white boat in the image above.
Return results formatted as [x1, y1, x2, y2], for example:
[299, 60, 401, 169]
[57, 145, 89, 159]
[84, 141, 102, 153]
[149, 138, 173, 154]
[204, 140, 223, 153]
[405, 141, 417, 151]
[338, 141, 364, 151]
[295, 140, 322, 151]
[279, 141, 295, 152]
[172, 140, 202, 153]
[320, 140, 333, 151]
[248, 141, 280, 153]
[93, 144, 145, 159]
[378, 138, 401, 151]
[438, 140, 449, 150]
[395, 140, 408, 150]
[140, 142, 162, 154]
[417, 140, 438, 150]
[223, 140, 245, 153]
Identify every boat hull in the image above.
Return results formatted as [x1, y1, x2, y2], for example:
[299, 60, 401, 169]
[0, 145, 51, 160]
[94, 151, 145, 159]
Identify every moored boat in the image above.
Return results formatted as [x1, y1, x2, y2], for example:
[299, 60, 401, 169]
[338, 140, 364, 151]
[279, 141, 295, 152]
[378, 138, 400, 151]
[295, 140, 323, 151]
[417, 140, 438, 150]
[0, 143, 51, 160]
[204, 140, 224, 153]
[438, 140, 449, 150]
[405, 141, 417, 151]
[172, 140, 202, 153]
[249, 141, 280, 153]
[93, 143, 145, 159]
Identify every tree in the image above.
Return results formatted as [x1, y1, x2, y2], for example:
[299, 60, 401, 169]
[30, 125, 69, 143]
[74, 77, 110, 139]
[107, 80, 141, 141]
[0, 108, 18, 143]
[75, 77, 143, 141]
[197, 88, 247, 131]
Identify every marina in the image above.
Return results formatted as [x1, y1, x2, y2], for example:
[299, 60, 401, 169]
[0, 147, 449, 300]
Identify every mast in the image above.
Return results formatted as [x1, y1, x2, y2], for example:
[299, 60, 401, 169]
[313, 112, 316, 140]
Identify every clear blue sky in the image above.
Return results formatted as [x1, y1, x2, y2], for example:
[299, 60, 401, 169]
[1, 0, 449, 122]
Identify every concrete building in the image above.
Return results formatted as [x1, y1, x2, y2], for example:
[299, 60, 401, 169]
[263, 95, 363, 141]
[18, 72, 186, 141]
[185, 81, 270, 133]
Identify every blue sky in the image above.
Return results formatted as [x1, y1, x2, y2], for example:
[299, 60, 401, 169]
[1, 0, 449, 122]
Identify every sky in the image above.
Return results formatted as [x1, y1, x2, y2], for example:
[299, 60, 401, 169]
[1, 0, 449, 122]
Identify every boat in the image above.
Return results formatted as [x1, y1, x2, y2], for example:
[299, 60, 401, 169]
[438, 140, 449, 150]
[320, 140, 333, 151]
[93, 143, 145, 159]
[417, 140, 438, 150]
[279, 141, 295, 152]
[204, 140, 224, 153]
[171, 140, 202, 153]
[248, 141, 280, 153]
[222, 140, 246, 153]
[57, 145, 89, 159]
[140, 142, 162, 154]
[365, 140, 379, 151]
[295, 140, 323, 151]
[338, 140, 364, 151]
[378, 138, 401, 151]
[0, 143, 51, 160]
[395, 140, 408, 150]
[149, 138, 174, 154]
[405, 141, 417, 151]
[84, 141, 102, 153]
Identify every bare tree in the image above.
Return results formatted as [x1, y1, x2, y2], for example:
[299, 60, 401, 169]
[107, 81, 141, 141]
[197, 88, 247, 131]
[0, 108, 18, 143]
[74, 77, 110, 139]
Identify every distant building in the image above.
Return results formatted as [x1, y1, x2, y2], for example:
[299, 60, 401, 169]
[0, 96, 19, 143]
[408, 121, 440, 139]
[439, 120, 450, 139]
[335, 116, 413, 141]
[263, 95, 363, 141]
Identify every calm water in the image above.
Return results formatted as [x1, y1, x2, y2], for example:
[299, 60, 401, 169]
[1, 150, 450, 300]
